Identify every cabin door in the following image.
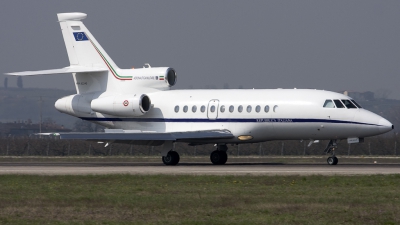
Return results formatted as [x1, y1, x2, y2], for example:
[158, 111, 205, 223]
[207, 99, 219, 120]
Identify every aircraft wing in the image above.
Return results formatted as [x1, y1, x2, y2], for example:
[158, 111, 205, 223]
[47, 129, 234, 141]
[5, 66, 108, 76]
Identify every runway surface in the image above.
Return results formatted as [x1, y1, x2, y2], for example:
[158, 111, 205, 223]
[0, 162, 399, 175]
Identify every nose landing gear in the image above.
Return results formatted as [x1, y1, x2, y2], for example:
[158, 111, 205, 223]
[325, 140, 338, 165]
[327, 155, 338, 165]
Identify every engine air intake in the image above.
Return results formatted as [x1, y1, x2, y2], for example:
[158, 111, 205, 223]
[166, 68, 177, 86]
[140, 95, 151, 112]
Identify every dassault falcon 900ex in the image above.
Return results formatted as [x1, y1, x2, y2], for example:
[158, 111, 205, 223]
[6, 12, 393, 166]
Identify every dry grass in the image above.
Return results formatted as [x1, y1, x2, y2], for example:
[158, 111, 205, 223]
[0, 174, 399, 224]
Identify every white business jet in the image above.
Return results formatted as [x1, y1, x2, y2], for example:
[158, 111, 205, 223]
[6, 12, 393, 166]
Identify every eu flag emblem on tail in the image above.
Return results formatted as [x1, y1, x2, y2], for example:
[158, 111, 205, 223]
[73, 32, 89, 41]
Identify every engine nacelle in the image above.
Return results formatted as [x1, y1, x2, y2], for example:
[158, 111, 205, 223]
[128, 67, 177, 89]
[91, 94, 151, 117]
[55, 94, 92, 116]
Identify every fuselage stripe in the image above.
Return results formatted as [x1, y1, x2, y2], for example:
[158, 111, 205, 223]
[79, 117, 382, 127]
[88, 39, 132, 80]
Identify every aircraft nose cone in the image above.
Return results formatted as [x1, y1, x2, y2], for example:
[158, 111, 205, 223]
[379, 118, 393, 134]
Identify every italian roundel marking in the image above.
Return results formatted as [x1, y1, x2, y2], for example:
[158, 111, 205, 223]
[123, 100, 129, 106]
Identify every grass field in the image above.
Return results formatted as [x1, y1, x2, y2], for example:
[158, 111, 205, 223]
[0, 174, 399, 224]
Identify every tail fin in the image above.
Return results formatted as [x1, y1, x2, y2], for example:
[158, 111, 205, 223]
[6, 13, 128, 94]
[57, 12, 127, 94]
[58, 12, 118, 70]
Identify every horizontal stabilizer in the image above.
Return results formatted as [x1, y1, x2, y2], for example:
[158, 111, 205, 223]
[54, 129, 234, 141]
[5, 66, 108, 76]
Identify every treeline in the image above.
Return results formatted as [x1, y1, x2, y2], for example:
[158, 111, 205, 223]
[0, 136, 399, 156]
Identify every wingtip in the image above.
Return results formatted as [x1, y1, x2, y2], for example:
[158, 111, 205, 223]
[35, 133, 60, 136]
[4, 72, 27, 76]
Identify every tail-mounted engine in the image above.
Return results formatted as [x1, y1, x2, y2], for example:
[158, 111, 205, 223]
[91, 94, 151, 117]
[128, 67, 177, 90]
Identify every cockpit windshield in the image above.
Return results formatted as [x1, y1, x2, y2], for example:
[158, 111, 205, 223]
[323, 99, 362, 109]
[323, 100, 335, 108]
[341, 99, 357, 109]
[333, 100, 345, 108]
[350, 100, 362, 108]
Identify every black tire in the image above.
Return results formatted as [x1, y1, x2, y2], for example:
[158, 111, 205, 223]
[327, 156, 338, 165]
[162, 154, 172, 165]
[210, 151, 227, 165]
[332, 157, 338, 165]
[219, 151, 228, 165]
[162, 151, 180, 165]
[170, 151, 180, 165]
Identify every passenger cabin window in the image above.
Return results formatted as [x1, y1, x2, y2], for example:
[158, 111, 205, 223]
[200, 105, 206, 113]
[174, 105, 179, 112]
[238, 105, 243, 113]
[210, 105, 216, 112]
[264, 105, 270, 113]
[333, 100, 345, 108]
[323, 100, 335, 108]
[247, 105, 252, 113]
[229, 105, 234, 113]
[351, 100, 362, 108]
[220, 105, 225, 113]
[256, 105, 261, 113]
[192, 105, 197, 112]
[183, 105, 188, 113]
[341, 99, 357, 109]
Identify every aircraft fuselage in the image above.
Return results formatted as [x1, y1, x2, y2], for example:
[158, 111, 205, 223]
[60, 88, 392, 144]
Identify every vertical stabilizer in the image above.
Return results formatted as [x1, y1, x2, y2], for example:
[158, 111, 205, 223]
[57, 12, 122, 94]
[57, 12, 118, 69]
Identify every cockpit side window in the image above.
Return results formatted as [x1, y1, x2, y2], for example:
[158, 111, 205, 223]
[323, 100, 335, 108]
[333, 100, 345, 108]
[350, 100, 362, 108]
[341, 99, 357, 109]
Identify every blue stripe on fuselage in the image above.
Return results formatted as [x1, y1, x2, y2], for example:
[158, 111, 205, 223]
[79, 117, 382, 127]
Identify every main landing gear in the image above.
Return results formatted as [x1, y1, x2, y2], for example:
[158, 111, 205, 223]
[325, 140, 338, 165]
[161, 141, 180, 166]
[210, 145, 228, 165]
[162, 151, 180, 166]
[161, 142, 229, 166]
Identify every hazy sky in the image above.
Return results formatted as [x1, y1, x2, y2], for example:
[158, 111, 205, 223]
[1, 1, 400, 99]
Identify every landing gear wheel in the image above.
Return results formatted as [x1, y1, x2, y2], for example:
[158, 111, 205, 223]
[162, 151, 180, 165]
[210, 150, 228, 165]
[327, 156, 338, 165]
[325, 140, 339, 165]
